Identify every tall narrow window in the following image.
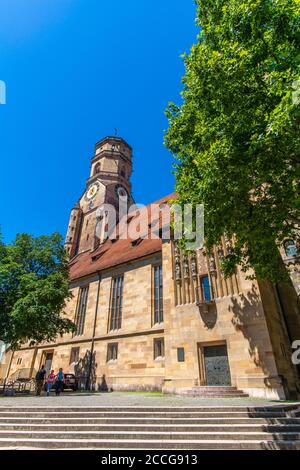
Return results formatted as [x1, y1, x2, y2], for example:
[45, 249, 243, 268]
[153, 265, 163, 324]
[107, 343, 118, 361]
[74, 286, 89, 336]
[154, 338, 165, 359]
[177, 347, 185, 362]
[94, 162, 101, 175]
[201, 275, 211, 301]
[109, 275, 124, 331]
[70, 347, 80, 364]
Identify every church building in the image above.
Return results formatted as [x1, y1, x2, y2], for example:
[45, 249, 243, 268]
[1, 136, 300, 399]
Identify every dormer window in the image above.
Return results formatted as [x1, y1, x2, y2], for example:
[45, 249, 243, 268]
[131, 238, 142, 247]
[284, 239, 298, 258]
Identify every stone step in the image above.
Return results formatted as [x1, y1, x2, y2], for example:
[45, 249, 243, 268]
[0, 411, 288, 418]
[182, 388, 247, 392]
[186, 387, 246, 392]
[0, 430, 300, 441]
[181, 386, 249, 397]
[0, 405, 298, 412]
[0, 405, 299, 450]
[192, 385, 237, 392]
[182, 393, 249, 397]
[0, 417, 299, 425]
[0, 438, 299, 450]
[183, 390, 248, 394]
[1, 423, 300, 432]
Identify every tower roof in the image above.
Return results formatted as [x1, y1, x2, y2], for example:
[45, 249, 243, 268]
[94, 136, 132, 151]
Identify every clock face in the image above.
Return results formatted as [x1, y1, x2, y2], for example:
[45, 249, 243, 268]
[115, 184, 128, 199]
[86, 182, 99, 200]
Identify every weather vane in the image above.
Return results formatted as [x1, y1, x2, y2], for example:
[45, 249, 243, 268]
[114, 128, 118, 136]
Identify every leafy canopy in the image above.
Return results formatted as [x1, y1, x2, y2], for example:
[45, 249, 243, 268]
[165, 0, 300, 282]
[0, 232, 75, 349]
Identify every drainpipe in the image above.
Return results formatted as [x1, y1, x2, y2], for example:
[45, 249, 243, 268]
[86, 271, 101, 390]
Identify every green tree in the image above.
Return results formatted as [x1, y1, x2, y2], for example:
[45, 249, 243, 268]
[0, 232, 75, 349]
[165, 0, 300, 282]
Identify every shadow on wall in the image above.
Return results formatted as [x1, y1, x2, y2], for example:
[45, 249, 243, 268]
[198, 303, 218, 329]
[228, 283, 275, 383]
[98, 374, 109, 392]
[74, 350, 97, 390]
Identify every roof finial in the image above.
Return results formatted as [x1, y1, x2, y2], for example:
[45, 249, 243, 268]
[114, 128, 118, 136]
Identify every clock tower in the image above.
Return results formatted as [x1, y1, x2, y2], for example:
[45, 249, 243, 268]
[65, 136, 133, 258]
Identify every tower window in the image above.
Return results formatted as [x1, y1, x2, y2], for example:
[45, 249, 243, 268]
[94, 163, 101, 175]
[154, 338, 165, 359]
[153, 265, 163, 324]
[200, 275, 211, 301]
[284, 239, 298, 258]
[108, 275, 124, 331]
[74, 286, 89, 336]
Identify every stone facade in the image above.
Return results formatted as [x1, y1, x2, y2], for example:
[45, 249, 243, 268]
[1, 136, 300, 400]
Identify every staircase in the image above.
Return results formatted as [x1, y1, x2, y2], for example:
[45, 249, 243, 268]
[0, 405, 299, 449]
[182, 386, 249, 397]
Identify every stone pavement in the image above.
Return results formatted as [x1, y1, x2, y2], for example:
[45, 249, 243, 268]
[0, 391, 298, 407]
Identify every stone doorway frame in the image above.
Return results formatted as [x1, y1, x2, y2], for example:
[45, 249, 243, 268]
[39, 350, 54, 373]
[197, 340, 230, 386]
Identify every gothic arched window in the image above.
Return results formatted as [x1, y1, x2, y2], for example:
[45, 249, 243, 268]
[284, 239, 298, 258]
[94, 162, 101, 175]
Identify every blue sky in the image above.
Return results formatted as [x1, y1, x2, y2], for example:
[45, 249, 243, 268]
[0, 0, 198, 243]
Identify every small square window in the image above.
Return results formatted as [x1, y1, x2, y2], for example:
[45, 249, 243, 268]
[107, 343, 118, 362]
[154, 338, 165, 359]
[177, 347, 185, 362]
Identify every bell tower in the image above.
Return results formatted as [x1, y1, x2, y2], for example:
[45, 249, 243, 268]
[65, 136, 133, 257]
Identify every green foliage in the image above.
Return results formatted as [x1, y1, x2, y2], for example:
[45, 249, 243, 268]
[0, 232, 75, 349]
[165, 0, 300, 282]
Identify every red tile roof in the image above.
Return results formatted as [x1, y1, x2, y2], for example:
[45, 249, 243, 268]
[69, 193, 176, 281]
